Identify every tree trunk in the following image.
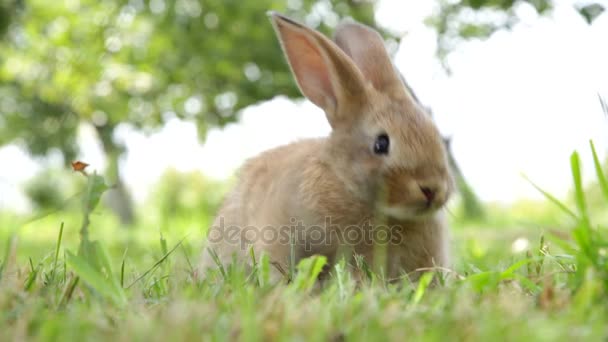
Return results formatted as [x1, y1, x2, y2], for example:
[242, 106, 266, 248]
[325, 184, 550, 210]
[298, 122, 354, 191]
[443, 137, 485, 220]
[94, 123, 136, 226]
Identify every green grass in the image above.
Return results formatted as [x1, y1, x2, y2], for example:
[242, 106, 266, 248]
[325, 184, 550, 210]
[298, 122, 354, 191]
[1, 142, 607, 341]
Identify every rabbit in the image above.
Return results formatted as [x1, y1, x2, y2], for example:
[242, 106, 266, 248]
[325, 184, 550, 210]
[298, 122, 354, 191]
[198, 12, 455, 283]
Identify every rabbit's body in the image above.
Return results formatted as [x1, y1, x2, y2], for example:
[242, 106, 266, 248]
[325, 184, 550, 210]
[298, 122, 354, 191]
[201, 137, 450, 281]
[199, 13, 454, 282]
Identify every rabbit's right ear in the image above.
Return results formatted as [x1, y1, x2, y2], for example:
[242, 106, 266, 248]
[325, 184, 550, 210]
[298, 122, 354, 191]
[333, 22, 404, 96]
[269, 12, 368, 128]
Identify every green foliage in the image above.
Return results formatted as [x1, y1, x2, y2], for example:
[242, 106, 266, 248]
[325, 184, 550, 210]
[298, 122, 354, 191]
[0, 84, 79, 162]
[24, 168, 86, 211]
[0, 0, 22, 39]
[24, 172, 65, 211]
[0, 0, 390, 222]
[82, 174, 109, 215]
[577, 3, 605, 24]
[532, 141, 608, 303]
[427, 0, 551, 70]
[152, 169, 226, 219]
[149, 169, 227, 232]
[427, 0, 604, 70]
[66, 242, 127, 306]
[291, 255, 327, 292]
[0, 0, 386, 161]
[66, 169, 128, 306]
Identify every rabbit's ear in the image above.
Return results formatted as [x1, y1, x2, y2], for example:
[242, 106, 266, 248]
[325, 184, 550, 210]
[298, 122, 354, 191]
[333, 22, 403, 94]
[269, 12, 367, 127]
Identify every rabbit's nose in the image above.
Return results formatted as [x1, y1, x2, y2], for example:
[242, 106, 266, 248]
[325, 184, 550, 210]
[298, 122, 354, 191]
[419, 186, 436, 204]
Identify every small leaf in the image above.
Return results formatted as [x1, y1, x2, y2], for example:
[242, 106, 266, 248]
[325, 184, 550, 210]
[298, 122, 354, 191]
[258, 253, 270, 287]
[577, 3, 605, 24]
[85, 174, 109, 212]
[71, 160, 89, 173]
[66, 250, 126, 306]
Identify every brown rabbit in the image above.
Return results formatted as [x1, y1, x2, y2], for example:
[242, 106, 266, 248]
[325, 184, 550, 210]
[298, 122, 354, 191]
[198, 12, 454, 283]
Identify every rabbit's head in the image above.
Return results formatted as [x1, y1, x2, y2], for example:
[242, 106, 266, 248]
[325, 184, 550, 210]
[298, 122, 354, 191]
[269, 12, 454, 221]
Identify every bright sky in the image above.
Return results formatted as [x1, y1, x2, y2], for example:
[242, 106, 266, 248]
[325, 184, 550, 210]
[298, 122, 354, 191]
[1, 0, 607, 213]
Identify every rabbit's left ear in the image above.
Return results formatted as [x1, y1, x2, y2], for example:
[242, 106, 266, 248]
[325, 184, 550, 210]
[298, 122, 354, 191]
[333, 22, 403, 94]
[268, 12, 369, 128]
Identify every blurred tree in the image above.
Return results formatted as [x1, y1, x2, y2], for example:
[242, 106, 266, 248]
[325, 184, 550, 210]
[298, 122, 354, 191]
[25, 171, 65, 211]
[24, 167, 84, 211]
[0, 0, 23, 38]
[427, 0, 605, 71]
[0, 0, 389, 224]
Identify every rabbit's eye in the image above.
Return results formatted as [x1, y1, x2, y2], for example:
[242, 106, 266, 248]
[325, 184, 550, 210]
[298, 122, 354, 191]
[373, 134, 390, 155]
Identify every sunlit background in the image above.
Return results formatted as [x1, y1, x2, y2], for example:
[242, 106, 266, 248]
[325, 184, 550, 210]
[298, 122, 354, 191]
[1, 0, 607, 214]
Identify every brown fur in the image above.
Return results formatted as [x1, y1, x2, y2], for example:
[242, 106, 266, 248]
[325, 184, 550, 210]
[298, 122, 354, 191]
[198, 12, 455, 283]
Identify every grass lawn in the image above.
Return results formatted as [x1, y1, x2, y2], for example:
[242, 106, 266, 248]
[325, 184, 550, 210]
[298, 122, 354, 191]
[1, 147, 607, 341]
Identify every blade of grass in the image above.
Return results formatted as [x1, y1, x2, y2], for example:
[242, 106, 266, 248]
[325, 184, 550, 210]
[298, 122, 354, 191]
[334, 259, 347, 301]
[180, 244, 195, 279]
[570, 152, 595, 264]
[412, 272, 434, 304]
[354, 254, 373, 282]
[500, 257, 545, 281]
[126, 237, 186, 289]
[590, 140, 608, 202]
[247, 245, 260, 286]
[289, 234, 296, 281]
[0, 234, 18, 286]
[50, 222, 64, 283]
[571, 152, 589, 225]
[120, 248, 128, 288]
[63, 250, 67, 283]
[206, 247, 228, 281]
[24, 257, 38, 291]
[292, 255, 327, 291]
[57, 275, 80, 309]
[522, 174, 577, 219]
[160, 232, 168, 255]
[258, 253, 270, 287]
